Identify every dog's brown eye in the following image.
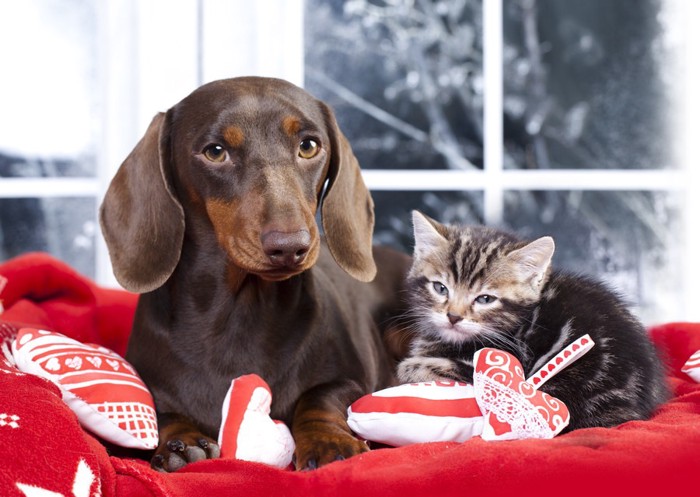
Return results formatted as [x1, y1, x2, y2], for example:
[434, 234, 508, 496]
[298, 139, 319, 159]
[203, 144, 228, 163]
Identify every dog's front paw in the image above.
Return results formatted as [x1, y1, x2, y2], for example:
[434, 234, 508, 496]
[293, 428, 368, 470]
[151, 429, 220, 472]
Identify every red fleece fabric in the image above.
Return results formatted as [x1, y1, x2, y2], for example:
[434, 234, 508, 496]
[1, 252, 699, 496]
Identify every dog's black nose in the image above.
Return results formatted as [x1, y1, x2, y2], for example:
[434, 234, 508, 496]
[261, 230, 311, 268]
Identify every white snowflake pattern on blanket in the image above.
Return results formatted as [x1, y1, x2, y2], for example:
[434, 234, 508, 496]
[15, 459, 100, 497]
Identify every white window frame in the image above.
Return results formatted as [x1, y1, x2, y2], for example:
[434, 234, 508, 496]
[682, 0, 700, 321]
[0, 0, 696, 321]
[0, 0, 303, 286]
[360, 0, 699, 322]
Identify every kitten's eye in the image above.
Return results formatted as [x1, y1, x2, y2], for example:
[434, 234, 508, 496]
[203, 144, 228, 163]
[475, 294, 497, 304]
[298, 138, 319, 159]
[432, 282, 449, 297]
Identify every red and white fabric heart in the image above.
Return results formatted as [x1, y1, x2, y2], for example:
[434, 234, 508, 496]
[348, 335, 595, 445]
[474, 347, 569, 440]
[11, 328, 159, 450]
[218, 374, 295, 468]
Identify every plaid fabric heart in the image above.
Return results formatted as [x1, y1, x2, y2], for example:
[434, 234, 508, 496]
[474, 348, 570, 441]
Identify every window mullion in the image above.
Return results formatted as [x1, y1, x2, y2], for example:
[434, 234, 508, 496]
[483, 0, 504, 226]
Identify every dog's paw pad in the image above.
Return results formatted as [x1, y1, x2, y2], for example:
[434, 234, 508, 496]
[152, 434, 220, 472]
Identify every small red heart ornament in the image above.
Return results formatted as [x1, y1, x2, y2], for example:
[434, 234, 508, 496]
[474, 349, 570, 441]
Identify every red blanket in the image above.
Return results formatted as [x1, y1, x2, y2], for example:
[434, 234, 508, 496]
[1, 253, 699, 496]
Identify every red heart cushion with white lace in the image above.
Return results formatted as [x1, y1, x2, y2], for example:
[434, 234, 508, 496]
[11, 328, 158, 449]
[474, 348, 570, 440]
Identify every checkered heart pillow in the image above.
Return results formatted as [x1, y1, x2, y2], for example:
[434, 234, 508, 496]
[11, 328, 158, 449]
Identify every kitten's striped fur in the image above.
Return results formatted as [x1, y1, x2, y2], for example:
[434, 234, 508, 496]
[397, 211, 668, 431]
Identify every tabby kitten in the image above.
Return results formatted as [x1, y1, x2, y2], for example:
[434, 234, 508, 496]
[397, 210, 668, 431]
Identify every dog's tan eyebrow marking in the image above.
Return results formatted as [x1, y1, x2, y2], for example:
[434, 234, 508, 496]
[223, 126, 245, 147]
[282, 116, 301, 136]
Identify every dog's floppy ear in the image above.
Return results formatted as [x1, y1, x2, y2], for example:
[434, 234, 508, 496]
[320, 105, 377, 282]
[99, 112, 185, 293]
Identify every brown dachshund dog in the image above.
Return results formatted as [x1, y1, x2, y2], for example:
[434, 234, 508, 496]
[100, 77, 410, 471]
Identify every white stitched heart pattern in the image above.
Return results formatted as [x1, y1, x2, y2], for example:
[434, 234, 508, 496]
[65, 357, 83, 370]
[86, 356, 102, 368]
[44, 357, 60, 371]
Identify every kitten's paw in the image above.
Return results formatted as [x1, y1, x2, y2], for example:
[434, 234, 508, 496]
[396, 356, 464, 383]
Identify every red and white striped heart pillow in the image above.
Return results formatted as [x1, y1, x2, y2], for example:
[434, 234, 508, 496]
[347, 381, 485, 446]
[11, 328, 158, 449]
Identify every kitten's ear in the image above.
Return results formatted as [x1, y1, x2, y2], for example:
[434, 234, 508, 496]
[507, 236, 555, 291]
[411, 210, 448, 258]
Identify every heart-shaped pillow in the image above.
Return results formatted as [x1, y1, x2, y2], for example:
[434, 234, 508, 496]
[11, 328, 158, 449]
[218, 374, 295, 468]
[347, 381, 484, 446]
[473, 348, 569, 440]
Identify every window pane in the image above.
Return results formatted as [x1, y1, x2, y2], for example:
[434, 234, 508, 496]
[503, 190, 682, 324]
[0, 0, 99, 178]
[0, 198, 96, 278]
[305, 0, 485, 171]
[503, 0, 675, 170]
[372, 191, 483, 251]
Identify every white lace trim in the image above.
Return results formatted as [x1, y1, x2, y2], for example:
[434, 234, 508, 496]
[474, 372, 552, 439]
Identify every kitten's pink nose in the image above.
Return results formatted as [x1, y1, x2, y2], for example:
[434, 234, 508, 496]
[447, 313, 463, 325]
